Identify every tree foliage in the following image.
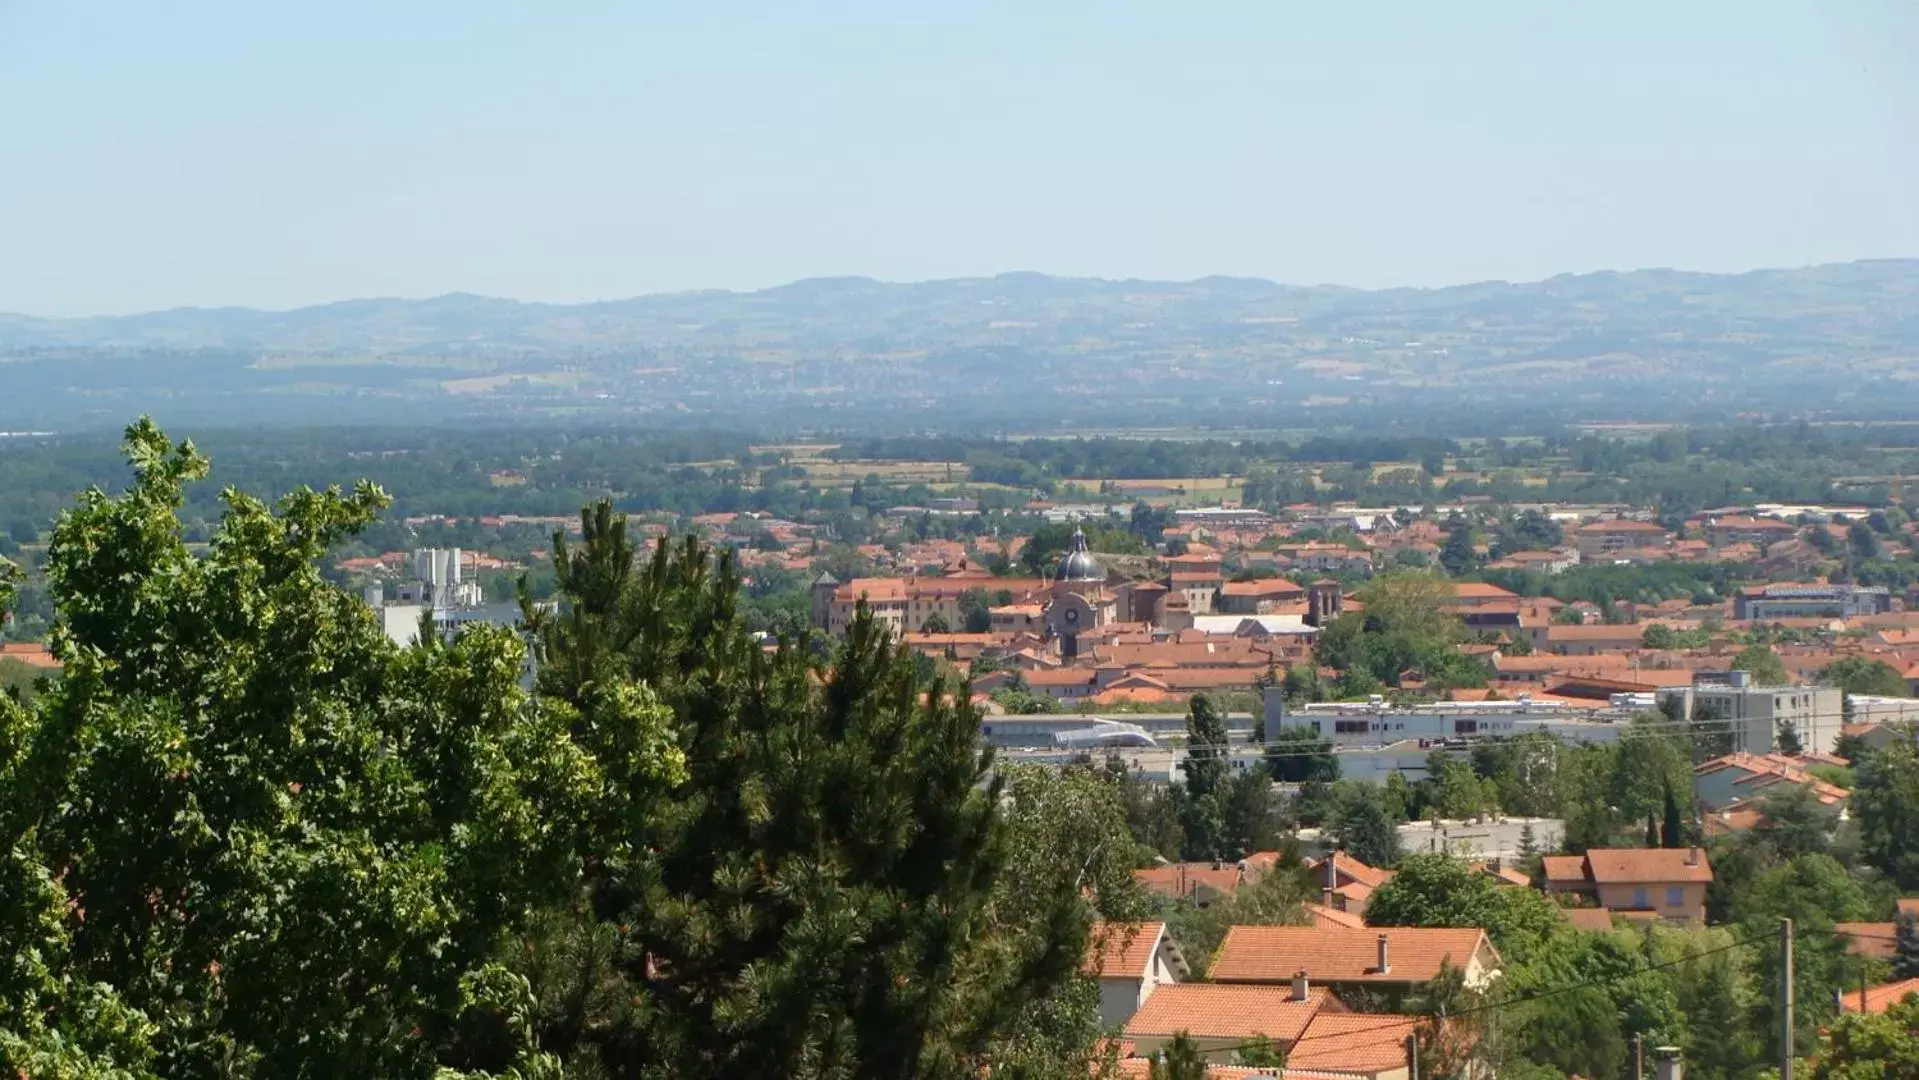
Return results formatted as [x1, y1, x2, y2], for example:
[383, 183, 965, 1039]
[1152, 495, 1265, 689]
[0, 423, 1117, 1080]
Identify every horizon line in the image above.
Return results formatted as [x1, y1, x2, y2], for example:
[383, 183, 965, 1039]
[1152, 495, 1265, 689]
[6, 255, 1917, 323]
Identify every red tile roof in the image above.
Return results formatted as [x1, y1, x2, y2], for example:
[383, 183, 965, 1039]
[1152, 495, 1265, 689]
[1303, 903, 1367, 930]
[1834, 922, 1898, 960]
[1123, 984, 1329, 1041]
[1583, 848, 1713, 885]
[1287, 1013, 1419, 1073]
[1563, 908, 1617, 933]
[1134, 864, 1244, 901]
[1210, 927, 1492, 985]
[1840, 978, 1919, 1014]
[1544, 849, 1712, 886]
[1084, 921, 1166, 979]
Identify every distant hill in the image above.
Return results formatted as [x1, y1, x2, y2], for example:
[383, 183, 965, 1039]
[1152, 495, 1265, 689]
[4, 261, 1919, 431]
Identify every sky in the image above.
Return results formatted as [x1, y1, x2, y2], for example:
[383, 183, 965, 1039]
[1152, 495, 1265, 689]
[2, 1, 1916, 316]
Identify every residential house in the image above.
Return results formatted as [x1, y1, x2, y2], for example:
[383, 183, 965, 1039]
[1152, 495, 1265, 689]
[1540, 848, 1713, 923]
[1084, 921, 1190, 1029]
[1284, 1013, 1421, 1080]
[1575, 520, 1673, 559]
[1543, 624, 1648, 656]
[1308, 851, 1395, 916]
[1563, 908, 1619, 933]
[1839, 978, 1919, 1015]
[1835, 922, 1899, 961]
[1698, 515, 1799, 549]
[1692, 752, 1850, 812]
[1217, 577, 1309, 615]
[1209, 926, 1502, 993]
[1134, 863, 1245, 908]
[1122, 981, 1330, 1060]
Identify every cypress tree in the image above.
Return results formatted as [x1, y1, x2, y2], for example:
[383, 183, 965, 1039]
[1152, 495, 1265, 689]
[1896, 911, 1919, 981]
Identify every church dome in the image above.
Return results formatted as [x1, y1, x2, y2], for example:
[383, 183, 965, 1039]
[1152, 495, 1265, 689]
[1055, 527, 1104, 582]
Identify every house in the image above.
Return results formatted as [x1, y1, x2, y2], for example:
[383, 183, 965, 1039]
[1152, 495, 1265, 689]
[1307, 851, 1395, 916]
[1698, 515, 1798, 549]
[1563, 908, 1618, 933]
[1449, 582, 1520, 608]
[1540, 848, 1713, 923]
[1303, 902, 1368, 930]
[1692, 752, 1850, 812]
[1575, 520, 1673, 559]
[1839, 978, 1919, 1015]
[1834, 922, 1899, 961]
[1543, 624, 1648, 656]
[1217, 577, 1308, 615]
[1084, 921, 1189, 1028]
[1122, 981, 1330, 1060]
[1134, 863, 1245, 908]
[1285, 1012, 1421, 1080]
[1209, 927, 1502, 992]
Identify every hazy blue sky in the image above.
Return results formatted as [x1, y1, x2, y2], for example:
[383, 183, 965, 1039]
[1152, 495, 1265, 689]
[3, 1, 1916, 315]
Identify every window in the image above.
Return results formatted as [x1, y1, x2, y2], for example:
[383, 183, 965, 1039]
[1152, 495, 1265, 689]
[1335, 720, 1370, 735]
[1666, 887, 1684, 908]
[1632, 887, 1649, 909]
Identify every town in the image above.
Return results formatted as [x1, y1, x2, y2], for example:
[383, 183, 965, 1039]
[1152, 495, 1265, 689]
[9, 422, 1917, 1077]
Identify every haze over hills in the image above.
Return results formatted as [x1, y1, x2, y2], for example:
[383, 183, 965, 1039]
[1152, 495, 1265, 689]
[4, 259, 1919, 432]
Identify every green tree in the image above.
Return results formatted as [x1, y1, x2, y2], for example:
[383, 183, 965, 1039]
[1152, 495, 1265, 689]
[1850, 520, 1882, 561]
[1439, 515, 1481, 576]
[1777, 719, 1804, 755]
[1732, 643, 1790, 686]
[1333, 789, 1404, 869]
[957, 588, 994, 633]
[1854, 736, 1919, 889]
[1732, 854, 1873, 1060]
[1364, 853, 1564, 962]
[1896, 910, 1919, 981]
[4, 420, 604, 1076]
[1148, 1033, 1208, 1080]
[1265, 725, 1338, 783]
[1807, 993, 1919, 1080]
[1751, 784, 1834, 860]
[919, 610, 952, 633]
[1820, 656, 1911, 698]
[1422, 752, 1498, 820]
[1314, 573, 1484, 691]
[1218, 766, 1279, 862]
[1662, 782, 1685, 848]
[1236, 1035, 1286, 1068]
[1180, 694, 1230, 861]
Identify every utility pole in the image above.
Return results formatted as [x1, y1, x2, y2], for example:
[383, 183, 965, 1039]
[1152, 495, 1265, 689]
[1633, 1035, 1645, 1080]
[1406, 1032, 1419, 1080]
[1780, 917, 1796, 1080]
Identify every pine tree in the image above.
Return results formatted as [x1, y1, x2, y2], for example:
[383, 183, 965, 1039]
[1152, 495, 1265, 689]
[1662, 782, 1684, 848]
[529, 511, 1093, 1078]
[1777, 720, 1804, 755]
[1517, 821, 1539, 860]
[1895, 911, 1919, 980]
[1646, 814, 1661, 849]
[1180, 694, 1230, 861]
[1150, 1033, 1210, 1080]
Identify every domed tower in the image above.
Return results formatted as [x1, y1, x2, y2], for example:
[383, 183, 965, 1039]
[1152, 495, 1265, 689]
[1055, 527, 1104, 587]
[1048, 528, 1110, 660]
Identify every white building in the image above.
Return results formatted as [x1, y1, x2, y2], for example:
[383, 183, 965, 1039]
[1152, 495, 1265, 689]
[1656, 672, 1844, 755]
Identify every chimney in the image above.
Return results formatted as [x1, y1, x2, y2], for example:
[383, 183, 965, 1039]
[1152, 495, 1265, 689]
[1655, 1047, 1683, 1080]
[1326, 853, 1340, 892]
[1292, 970, 1310, 1002]
[1376, 933, 1391, 974]
[1685, 846, 1700, 867]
